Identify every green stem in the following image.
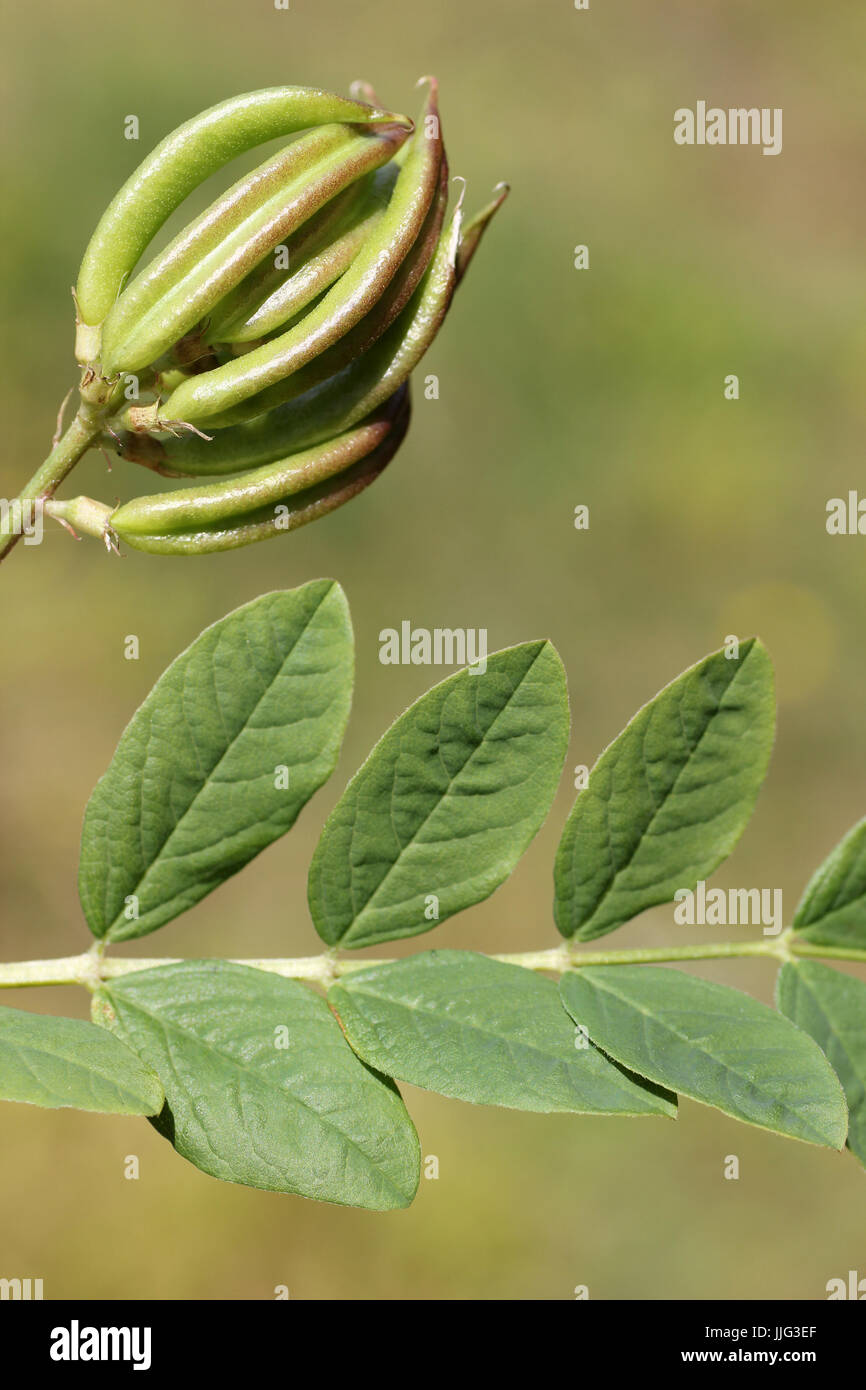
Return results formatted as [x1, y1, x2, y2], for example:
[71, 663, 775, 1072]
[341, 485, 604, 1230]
[0, 404, 105, 563]
[497, 939, 785, 970]
[0, 932, 861, 992]
[45, 495, 116, 541]
[780, 938, 866, 963]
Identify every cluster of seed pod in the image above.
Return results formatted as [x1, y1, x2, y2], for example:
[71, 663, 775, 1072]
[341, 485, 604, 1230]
[69, 80, 506, 554]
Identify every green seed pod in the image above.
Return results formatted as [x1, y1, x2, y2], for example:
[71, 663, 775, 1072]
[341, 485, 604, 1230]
[204, 164, 399, 345]
[160, 80, 445, 427]
[193, 151, 450, 431]
[76, 86, 410, 329]
[111, 389, 411, 555]
[455, 181, 510, 284]
[118, 185, 507, 479]
[100, 121, 409, 375]
[54, 78, 506, 556]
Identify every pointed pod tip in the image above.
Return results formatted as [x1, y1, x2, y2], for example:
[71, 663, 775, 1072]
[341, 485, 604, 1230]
[415, 75, 440, 110]
[350, 78, 379, 103]
[347, 75, 413, 128]
[349, 84, 413, 130]
[444, 187, 466, 269]
[372, 108, 415, 131]
[453, 179, 509, 285]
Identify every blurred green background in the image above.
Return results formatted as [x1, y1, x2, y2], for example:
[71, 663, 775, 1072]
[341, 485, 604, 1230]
[1, 0, 865, 1300]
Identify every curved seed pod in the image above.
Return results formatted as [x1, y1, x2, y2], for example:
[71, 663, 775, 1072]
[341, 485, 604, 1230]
[124, 179, 508, 480]
[235, 178, 503, 436]
[205, 165, 398, 344]
[200, 147, 450, 429]
[205, 132, 413, 347]
[100, 122, 408, 374]
[76, 86, 411, 328]
[64, 81, 506, 554]
[456, 181, 510, 284]
[160, 79, 444, 427]
[114, 202, 457, 474]
[111, 387, 407, 535]
[112, 390, 410, 555]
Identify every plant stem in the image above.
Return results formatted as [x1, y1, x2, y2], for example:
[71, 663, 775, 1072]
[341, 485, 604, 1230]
[0, 933, 862, 992]
[0, 405, 105, 563]
[0, 954, 106, 989]
[497, 939, 785, 970]
[779, 938, 866, 963]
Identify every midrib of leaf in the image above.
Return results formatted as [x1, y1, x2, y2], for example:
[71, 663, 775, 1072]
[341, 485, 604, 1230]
[587, 651, 754, 929]
[345, 644, 546, 928]
[828, 859, 864, 916]
[580, 973, 831, 1144]
[800, 858, 866, 928]
[106, 590, 332, 933]
[112, 991, 408, 1201]
[341, 978, 654, 1106]
[6, 1039, 137, 1096]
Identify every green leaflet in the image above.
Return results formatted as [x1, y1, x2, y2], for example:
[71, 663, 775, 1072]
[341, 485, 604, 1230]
[79, 582, 353, 941]
[560, 966, 847, 1148]
[792, 818, 866, 949]
[554, 639, 775, 942]
[0, 1005, 162, 1115]
[95, 963, 419, 1209]
[777, 961, 866, 1167]
[308, 641, 569, 949]
[330, 951, 675, 1116]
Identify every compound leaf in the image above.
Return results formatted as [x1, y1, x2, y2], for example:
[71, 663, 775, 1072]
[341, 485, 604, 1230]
[330, 950, 674, 1115]
[0, 1005, 162, 1115]
[309, 641, 569, 948]
[554, 640, 775, 941]
[94, 961, 419, 1209]
[560, 965, 847, 1148]
[79, 581, 353, 942]
[777, 960, 866, 1167]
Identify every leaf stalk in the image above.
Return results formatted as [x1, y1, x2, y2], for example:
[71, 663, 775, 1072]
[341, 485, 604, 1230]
[0, 934, 861, 991]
